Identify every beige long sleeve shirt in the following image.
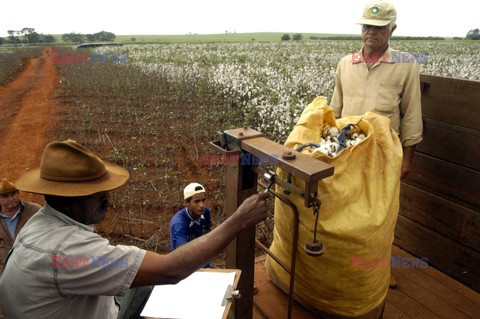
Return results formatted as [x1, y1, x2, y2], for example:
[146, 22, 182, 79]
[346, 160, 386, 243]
[331, 46, 423, 147]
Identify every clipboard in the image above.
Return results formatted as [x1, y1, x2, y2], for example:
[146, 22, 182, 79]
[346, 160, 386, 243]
[144, 268, 241, 319]
[202, 268, 241, 319]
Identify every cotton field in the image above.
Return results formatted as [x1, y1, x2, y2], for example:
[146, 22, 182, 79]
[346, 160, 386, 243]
[91, 40, 480, 142]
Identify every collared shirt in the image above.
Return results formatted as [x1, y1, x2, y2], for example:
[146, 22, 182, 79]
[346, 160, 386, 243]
[170, 207, 212, 251]
[330, 46, 423, 147]
[0, 204, 22, 238]
[0, 203, 146, 319]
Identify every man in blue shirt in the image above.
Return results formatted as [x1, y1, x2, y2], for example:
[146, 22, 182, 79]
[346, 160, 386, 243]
[170, 183, 212, 258]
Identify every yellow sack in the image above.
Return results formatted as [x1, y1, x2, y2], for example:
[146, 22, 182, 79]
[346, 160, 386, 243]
[265, 96, 402, 317]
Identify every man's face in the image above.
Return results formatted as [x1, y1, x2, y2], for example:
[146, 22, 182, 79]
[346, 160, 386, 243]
[74, 191, 110, 225]
[0, 191, 21, 213]
[186, 193, 206, 220]
[362, 24, 395, 51]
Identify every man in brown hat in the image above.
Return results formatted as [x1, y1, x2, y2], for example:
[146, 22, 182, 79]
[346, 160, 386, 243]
[0, 178, 40, 267]
[0, 140, 269, 318]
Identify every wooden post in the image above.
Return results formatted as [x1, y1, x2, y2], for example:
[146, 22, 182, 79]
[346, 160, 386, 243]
[225, 155, 257, 319]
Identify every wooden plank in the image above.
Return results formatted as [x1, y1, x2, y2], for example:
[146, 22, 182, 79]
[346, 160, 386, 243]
[399, 183, 480, 251]
[420, 74, 480, 130]
[391, 246, 480, 318]
[391, 268, 471, 319]
[407, 152, 480, 209]
[253, 280, 318, 319]
[394, 215, 480, 292]
[383, 302, 412, 319]
[416, 118, 480, 171]
[253, 258, 317, 319]
[386, 288, 442, 318]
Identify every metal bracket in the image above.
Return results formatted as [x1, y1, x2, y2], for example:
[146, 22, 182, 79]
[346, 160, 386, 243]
[221, 284, 241, 306]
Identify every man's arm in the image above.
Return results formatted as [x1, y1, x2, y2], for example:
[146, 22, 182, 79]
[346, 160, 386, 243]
[131, 192, 269, 287]
[401, 145, 416, 179]
[330, 63, 343, 118]
[170, 219, 189, 251]
[399, 63, 422, 179]
[399, 63, 423, 147]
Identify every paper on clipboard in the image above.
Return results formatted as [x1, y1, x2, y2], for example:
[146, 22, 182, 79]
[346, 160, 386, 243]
[140, 271, 237, 319]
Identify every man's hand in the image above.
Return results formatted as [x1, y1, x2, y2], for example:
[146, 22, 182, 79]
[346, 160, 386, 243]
[401, 145, 416, 179]
[234, 192, 270, 229]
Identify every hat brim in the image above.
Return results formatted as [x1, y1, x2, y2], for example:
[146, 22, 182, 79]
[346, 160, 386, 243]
[15, 161, 129, 197]
[358, 19, 392, 27]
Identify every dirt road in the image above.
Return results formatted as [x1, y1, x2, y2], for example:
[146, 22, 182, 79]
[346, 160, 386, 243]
[0, 47, 57, 202]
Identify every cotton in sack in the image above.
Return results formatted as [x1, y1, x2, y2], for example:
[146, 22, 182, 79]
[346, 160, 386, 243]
[265, 96, 402, 318]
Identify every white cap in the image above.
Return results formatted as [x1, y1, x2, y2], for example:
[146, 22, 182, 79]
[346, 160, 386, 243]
[183, 182, 206, 200]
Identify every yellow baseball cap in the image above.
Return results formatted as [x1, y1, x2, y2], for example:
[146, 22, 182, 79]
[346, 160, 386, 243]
[359, 1, 397, 26]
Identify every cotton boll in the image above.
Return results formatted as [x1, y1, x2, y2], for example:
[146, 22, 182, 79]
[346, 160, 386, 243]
[328, 127, 339, 137]
[329, 142, 339, 153]
[315, 145, 330, 156]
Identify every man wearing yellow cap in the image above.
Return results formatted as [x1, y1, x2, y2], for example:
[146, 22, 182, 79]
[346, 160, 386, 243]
[330, 1, 423, 290]
[0, 140, 269, 318]
[0, 178, 40, 267]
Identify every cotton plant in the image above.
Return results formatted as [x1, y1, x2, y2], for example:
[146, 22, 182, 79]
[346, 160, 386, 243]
[110, 40, 479, 142]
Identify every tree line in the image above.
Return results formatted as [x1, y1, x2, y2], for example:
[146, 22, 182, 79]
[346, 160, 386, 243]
[62, 31, 116, 43]
[0, 28, 117, 45]
[1, 28, 55, 45]
[281, 33, 303, 41]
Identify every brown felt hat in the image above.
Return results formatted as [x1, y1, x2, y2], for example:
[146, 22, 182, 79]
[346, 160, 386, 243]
[15, 140, 129, 197]
[0, 178, 17, 195]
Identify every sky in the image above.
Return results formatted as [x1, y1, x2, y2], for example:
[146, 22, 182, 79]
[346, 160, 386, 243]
[1, 0, 478, 38]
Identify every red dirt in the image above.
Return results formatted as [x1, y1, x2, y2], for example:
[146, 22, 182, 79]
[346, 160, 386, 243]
[0, 48, 58, 203]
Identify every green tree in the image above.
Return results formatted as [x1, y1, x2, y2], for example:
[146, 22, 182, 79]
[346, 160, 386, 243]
[94, 31, 116, 41]
[7, 30, 20, 44]
[85, 34, 96, 42]
[281, 33, 290, 41]
[43, 35, 56, 43]
[466, 28, 480, 40]
[131, 37, 136, 42]
[26, 32, 41, 44]
[62, 32, 85, 43]
[292, 33, 303, 41]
